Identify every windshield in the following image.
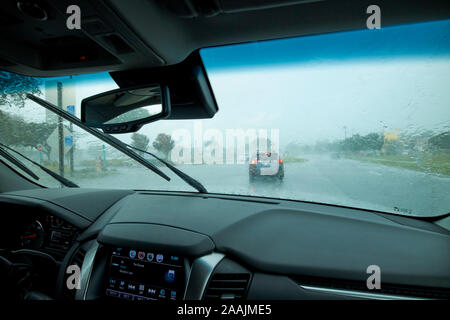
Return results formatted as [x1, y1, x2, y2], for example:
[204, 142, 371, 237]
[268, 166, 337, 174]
[0, 20, 449, 217]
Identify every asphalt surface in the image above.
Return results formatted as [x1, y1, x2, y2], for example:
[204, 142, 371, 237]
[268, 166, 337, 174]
[75, 155, 450, 217]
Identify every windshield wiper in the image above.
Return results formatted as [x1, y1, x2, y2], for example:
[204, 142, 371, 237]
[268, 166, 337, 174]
[27, 94, 170, 182]
[0, 146, 39, 181]
[125, 144, 207, 193]
[0, 143, 78, 187]
[77, 128, 207, 193]
[27, 94, 207, 193]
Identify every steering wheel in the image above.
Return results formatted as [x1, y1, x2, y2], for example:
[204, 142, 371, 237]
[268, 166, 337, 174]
[0, 255, 33, 300]
[0, 249, 57, 300]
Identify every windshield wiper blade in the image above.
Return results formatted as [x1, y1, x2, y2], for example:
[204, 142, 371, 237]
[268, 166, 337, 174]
[0, 143, 79, 187]
[26, 94, 170, 182]
[0, 146, 40, 181]
[83, 129, 207, 193]
[126, 144, 207, 193]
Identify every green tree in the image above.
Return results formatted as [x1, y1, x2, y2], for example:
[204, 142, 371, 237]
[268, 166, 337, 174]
[0, 71, 42, 108]
[338, 133, 383, 153]
[152, 133, 175, 160]
[0, 110, 56, 159]
[429, 131, 450, 150]
[0, 71, 52, 156]
[131, 133, 150, 155]
[364, 133, 383, 151]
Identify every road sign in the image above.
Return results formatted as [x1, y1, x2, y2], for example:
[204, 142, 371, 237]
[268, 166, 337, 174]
[66, 105, 75, 115]
[37, 145, 42, 152]
[47, 127, 73, 158]
[64, 136, 73, 147]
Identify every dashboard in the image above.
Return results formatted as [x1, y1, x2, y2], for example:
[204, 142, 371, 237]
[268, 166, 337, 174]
[0, 188, 449, 301]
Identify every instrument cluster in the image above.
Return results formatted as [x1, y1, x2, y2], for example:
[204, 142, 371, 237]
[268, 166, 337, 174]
[19, 214, 79, 259]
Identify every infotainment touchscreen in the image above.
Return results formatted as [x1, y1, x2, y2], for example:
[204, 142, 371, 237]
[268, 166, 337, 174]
[105, 247, 185, 301]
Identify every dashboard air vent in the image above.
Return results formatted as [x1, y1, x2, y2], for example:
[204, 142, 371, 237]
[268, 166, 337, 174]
[204, 273, 250, 300]
[294, 275, 450, 300]
[71, 247, 87, 269]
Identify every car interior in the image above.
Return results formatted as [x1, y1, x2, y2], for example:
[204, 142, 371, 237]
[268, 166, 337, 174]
[0, 0, 449, 302]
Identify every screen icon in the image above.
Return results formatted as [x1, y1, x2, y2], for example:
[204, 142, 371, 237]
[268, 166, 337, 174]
[156, 254, 164, 263]
[146, 253, 154, 262]
[121, 293, 132, 300]
[170, 291, 177, 300]
[137, 251, 145, 259]
[159, 289, 166, 297]
[129, 250, 136, 259]
[165, 269, 176, 283]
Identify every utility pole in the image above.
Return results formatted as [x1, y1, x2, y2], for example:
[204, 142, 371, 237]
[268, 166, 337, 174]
[68, 76, 74, 176]
[102, 144, 106, 169]
[57, 82, 64, 182]
[69, 130, 74, 175]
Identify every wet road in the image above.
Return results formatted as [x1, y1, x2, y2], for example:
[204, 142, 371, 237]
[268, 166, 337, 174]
[76, 155, 450, 217]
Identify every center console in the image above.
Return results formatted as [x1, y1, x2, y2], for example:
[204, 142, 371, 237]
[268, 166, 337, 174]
[72, 222, 221, 300]
[105, 246, 187, 301]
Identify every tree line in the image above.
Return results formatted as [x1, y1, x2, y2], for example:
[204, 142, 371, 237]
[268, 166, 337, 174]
[131, 132, 175, 161]
[285, 130, 449, 156]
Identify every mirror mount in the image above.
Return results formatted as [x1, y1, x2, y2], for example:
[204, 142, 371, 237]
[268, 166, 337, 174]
[81, 84, 171, 134]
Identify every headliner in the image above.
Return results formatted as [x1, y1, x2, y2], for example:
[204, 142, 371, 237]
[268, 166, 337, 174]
[0, 0, 449, 77]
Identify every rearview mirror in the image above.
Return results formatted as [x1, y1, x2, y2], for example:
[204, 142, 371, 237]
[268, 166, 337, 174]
[81, 84, 170, 133]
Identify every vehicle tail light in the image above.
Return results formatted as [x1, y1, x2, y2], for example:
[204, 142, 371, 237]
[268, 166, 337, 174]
[251, 160, 257, 164]
[279, 159, 283, 163]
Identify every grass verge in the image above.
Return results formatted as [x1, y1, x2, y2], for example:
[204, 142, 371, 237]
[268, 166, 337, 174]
[346, 153, 450, 176]
[283, 157, 308, 164]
